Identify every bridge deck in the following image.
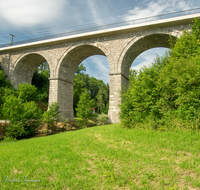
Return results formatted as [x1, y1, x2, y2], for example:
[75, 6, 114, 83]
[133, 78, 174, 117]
[0, 12, 200, 52]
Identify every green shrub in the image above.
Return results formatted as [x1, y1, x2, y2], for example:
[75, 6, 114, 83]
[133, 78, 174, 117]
[5, 122, 25, 139]
[3, 96, 42, 122]
[43, 102, 67, 133]
[76, 89, 93, 128]
[17, 83, 38, 102]
[97, 114, 108, 126]
[2, 136, 17, 143]
[3, 96, 42, 138]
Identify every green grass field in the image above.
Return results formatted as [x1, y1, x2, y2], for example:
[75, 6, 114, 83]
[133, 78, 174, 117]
[0, 124, 200, 189]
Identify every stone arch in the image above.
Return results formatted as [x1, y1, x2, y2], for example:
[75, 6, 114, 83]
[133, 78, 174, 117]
[12, 53, 49, 88]
[57, 44, 108, 83]
[119, 33, 177, 78]
[49, 44, 110, 121]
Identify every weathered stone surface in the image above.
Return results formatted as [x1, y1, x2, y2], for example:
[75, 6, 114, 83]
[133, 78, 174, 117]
[0, 14, 197, 123]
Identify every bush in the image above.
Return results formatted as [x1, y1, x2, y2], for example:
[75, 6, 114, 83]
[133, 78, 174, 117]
[0, 68, 45, 138]
[2, 136, 17, 143]
[97, 114, 108, 126]
[2, 95, 42, 138]
[3, 96, 42, 122]
[17, 83, 38, 102]
[5, 121, 25, 139]
[43, 102, 68, 133]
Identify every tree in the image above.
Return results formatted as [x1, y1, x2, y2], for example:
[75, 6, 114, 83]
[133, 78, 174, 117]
[96, 83, 109, 113]
[3, 95, 42, 138]
[32, 62, 50, 104]
[76, 89, 92, 128]
[0, 81, 43, 139]
[0, 63, 15, 119]
[42, 102, 62, 133]
[17, 83, 38, 102]
[73, 64, 110, 115]
[75, 63, 86, 74]
[73, 72, 90, 114]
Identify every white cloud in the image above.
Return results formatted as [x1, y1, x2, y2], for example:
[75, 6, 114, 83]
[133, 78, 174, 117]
[124, 0, 194, 22]
[82, 55, 110, 84]
[0, 0, 67, 27]
[131, 48, 168, 71]
[86, 0, 104, 25]
[131, 57, 154, 71]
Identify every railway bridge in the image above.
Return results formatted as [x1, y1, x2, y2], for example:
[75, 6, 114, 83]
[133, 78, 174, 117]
[0, 10, 199, 123]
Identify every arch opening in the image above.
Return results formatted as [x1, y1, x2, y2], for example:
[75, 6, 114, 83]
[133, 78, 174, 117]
[12, 53, 50, 110]
[75, 55, 110, 115]
[56, 45, 110, 120]
[58, 45, 106, 83]
[121, 34, 176, 79]
[32, 62, 50, 105]
[130, 47, 170, 71]
[12, 53, 48, 89]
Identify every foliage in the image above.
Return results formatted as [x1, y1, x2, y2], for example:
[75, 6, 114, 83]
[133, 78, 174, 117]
[2, 95, 42, 138]
[96, 84, 109, 113]
[0, 81, 43, 138]
[0, 63, 14, 119]
[5, 122, 25, 139]
[2, 136, 17, 142]
[75, 63, 86, 74]
[96, 113, 108, 125]
[120, 18, 200, 130]
[3, 95, 42, 122]
[76, 89, 93, 128]
[42, 102, 64, 132]
[0, 63, 13, 88]
[32, 62, 50, 104]
[73, 70, 90, 114]
[17, 83, 38, 102]
[0, 63, 69, 138]
[73, 65, 109, 115]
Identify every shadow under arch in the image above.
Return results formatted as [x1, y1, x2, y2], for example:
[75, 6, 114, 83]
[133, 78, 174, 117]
[50, 44, 109, 121]
[120, 33, 177, 78]
[12, 53, 48, 89]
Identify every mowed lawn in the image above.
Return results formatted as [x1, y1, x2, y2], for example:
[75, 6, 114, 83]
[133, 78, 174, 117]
[0, 124, 200, 190]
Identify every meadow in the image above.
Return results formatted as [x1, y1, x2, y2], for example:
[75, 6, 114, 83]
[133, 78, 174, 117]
[0, 124, 200, 189]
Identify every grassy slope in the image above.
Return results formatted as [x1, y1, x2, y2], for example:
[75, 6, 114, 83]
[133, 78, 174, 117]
[0, 124, 200, 189]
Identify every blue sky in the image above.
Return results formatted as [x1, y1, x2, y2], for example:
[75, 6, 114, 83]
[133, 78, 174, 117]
[0, 0, 200, 84]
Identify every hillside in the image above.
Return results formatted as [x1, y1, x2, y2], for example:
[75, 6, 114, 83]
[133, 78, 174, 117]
[0, 124, 200, 189]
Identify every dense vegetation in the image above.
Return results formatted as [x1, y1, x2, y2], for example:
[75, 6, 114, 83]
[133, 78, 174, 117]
[0, 59, 109, 139]
[120, 18, 200, 130]
[32, 62, 50, 104]
[74, 64, 109, 115]
[0, 68, 43, 138]
[33, 62, 110, 115]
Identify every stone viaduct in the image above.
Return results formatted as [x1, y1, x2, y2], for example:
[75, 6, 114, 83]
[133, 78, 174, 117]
[0, 13, 200, 123]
